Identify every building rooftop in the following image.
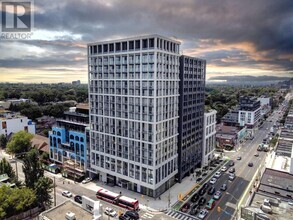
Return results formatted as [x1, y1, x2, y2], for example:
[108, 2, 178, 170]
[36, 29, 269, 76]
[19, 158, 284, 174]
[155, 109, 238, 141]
[76, 103, 89, 110]
[39, 200, 93, 220]
[246, 191, 293, 220]
[216, 125, 240, 135]
[276, 140, 293, 157]
[279, 129, 293, 141]
[31, 134, 49, 154]
[258, 168, 293, 199]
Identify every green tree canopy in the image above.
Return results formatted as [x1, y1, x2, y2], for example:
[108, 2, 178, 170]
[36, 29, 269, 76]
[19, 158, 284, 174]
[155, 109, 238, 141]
[0, 158, 16, 180]
[0, 134, 7, 148]
[34, 176, 54, 208]
[0, 185, 36, 219]
[22, 149, 44, 188]
[6, 131, 33, 155]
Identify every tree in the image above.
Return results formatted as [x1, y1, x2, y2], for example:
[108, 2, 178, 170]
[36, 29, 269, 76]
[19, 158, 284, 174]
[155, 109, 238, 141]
[6, 131, 33, 155]
[0, 185, 36, 219]
[0, 158, 16, 180]
[0, 134, 7, 148]
[34, 176, 54, 208]
[22, 149, 44, 188]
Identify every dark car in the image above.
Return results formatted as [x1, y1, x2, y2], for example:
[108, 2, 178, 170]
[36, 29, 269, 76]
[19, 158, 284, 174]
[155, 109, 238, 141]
[74, 195, 82, 204]
[119, 215, 131, 220]
[202, 183, 209, 190]
[199, 188, 206, 196]
[248, 162, 253, 167]
[198, 197, 206, 206]
[181, 203, 191, 212]
[190, 206, 200, 216]
[191, 193, 199, 203]
[229, 161, 234, 166]
[208, 186, 215, 195]
[229, 168, 235, 173]
[124, 211, 139, 220]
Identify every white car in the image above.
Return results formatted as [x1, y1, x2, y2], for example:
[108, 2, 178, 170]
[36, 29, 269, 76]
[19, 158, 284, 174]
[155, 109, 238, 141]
[198, 209, 208, 219]
[210, 178, 217, 184]
[229, 174, 236, 181]
[214, 171, 221, 178]
[62, 190, 72, 198]
[221, 166, 227, 172]
[82, 177, 92, 184]
[104, 207, 117, 217]
[213, 191, 222, 200]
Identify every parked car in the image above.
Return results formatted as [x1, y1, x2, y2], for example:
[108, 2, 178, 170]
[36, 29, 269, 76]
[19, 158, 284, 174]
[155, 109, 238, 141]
[62, 190, 72, 198]
[198, 209, 208, 219]
[229, 161, 234, 166]
[214, 171, 221, 178]
[229, 168, 235, 173]
[105, 207, 117, 217]
[220, 183, 227, 191]
[237, 156, 242, 160]
[74, 195, 82, 204]
[210, 178, 217, 185]
[202, 183, 209, 190]
[181, 203, 191, 212]
[248, 162, 254, 167]
[191, 193, 199, 203]
[221, 166, 227, 172]
[124, 211, 139, 220]
[198, 197, 206, 206]
[213, 191, 222, 200]
[229, 174, 236, 181]
[205, 199, 216, 210]
[82, 177, 92, 184]
[190, 206, 200, 216]
[119, 214, 131, 220]
[208, 186, 215, 195]
[199, 188, 206, 196]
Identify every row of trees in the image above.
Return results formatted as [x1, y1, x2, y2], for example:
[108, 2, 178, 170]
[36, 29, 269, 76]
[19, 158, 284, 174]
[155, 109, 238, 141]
[205, 85, 279, 122]
[0, 83, 88, 104]
[0, 131, 54, 218]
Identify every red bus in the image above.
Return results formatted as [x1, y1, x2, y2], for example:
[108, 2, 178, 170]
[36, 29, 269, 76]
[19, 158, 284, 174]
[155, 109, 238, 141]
[116, 196, 139, 210]
[96, 189, 119, 203]
[96, 189, 139, 210]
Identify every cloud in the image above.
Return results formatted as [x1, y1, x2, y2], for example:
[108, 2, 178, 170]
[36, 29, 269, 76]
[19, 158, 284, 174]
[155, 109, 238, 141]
[0, 0, 292, 82]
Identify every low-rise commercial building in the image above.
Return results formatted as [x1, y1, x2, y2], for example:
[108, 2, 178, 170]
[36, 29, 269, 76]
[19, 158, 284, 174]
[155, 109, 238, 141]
[216, 125, 246, 150]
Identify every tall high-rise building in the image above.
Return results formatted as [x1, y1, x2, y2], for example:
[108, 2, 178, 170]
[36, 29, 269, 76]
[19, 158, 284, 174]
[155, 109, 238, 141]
[88, 35, 180, 197]
[177, 56, 206, 182]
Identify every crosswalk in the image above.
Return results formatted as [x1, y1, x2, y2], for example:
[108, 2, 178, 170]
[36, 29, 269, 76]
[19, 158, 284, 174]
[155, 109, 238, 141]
[141, 212, 155, 219]
[165, 210, 198, 220]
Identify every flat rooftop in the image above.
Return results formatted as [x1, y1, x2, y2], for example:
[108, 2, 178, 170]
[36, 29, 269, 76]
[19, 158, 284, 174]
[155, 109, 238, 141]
[279, 129, 293, 141]
[39, 200, 92, 220]
[275, 139, 293, 157]
[258, 168, 293, 199]
[247, 192, 293, 220]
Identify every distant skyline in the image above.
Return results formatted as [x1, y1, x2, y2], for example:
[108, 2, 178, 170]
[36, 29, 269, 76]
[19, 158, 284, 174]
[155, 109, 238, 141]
[0, 0, 292, 83]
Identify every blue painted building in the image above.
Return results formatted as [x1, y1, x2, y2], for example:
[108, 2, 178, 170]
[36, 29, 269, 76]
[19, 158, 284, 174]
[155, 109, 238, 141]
[49, 104, 89, 180]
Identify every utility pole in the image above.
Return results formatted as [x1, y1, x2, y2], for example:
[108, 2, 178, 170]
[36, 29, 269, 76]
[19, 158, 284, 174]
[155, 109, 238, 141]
[54, 176, 56, 206]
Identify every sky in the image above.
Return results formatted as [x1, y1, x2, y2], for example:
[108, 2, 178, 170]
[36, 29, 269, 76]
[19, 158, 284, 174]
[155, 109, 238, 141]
[0, 0, 292, 83]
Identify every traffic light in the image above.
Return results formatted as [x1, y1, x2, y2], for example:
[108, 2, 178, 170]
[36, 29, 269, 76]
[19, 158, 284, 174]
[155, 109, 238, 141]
[217, 206, 221, 212]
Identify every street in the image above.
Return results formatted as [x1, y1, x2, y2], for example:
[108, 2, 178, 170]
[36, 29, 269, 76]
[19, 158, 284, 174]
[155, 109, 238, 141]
[206, 109, 281, 220]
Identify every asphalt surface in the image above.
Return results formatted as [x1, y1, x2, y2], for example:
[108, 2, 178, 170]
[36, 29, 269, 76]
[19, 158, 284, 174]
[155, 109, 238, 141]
[205, 110, 283, 220]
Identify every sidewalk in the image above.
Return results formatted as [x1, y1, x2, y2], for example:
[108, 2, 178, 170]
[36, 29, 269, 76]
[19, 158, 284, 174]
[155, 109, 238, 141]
[81, 162, 225, 212]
